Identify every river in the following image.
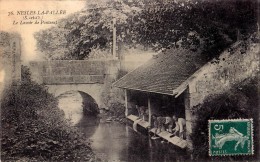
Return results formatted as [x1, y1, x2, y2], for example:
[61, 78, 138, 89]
[58, 91, 189, 162]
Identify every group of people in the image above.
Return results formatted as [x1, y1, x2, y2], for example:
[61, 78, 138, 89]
[134, 105, 186, 139]
[151, 114, 186, 139]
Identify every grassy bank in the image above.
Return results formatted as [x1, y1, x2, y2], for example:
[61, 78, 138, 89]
[191, 76, 259, 161]
[1, 66, 96, 161]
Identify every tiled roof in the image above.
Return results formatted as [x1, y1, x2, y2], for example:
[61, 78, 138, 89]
[113, 48, 205, 95]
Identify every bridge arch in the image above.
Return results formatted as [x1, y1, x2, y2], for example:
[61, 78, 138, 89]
[46, 84, 104, 108]
[29, 60, 121, 110]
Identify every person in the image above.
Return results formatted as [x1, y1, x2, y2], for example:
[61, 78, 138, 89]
[172, 115, 186, 139]
[136, 105, 147, 120]
[151, 114, 173, 136]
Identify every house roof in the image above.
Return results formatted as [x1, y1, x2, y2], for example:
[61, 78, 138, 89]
[113, 48, 206, 95]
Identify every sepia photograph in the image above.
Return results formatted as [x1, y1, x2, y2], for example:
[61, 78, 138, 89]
[0, 0, 259, 161]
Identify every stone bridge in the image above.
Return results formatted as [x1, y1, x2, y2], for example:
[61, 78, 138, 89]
[29, 60, 120, 107]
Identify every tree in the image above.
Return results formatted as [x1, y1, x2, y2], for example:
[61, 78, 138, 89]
[34, 27, 70, 60]
[35, 0, 259, 60]
[34, 0, 144, 60]
[130, 0, 258, 60]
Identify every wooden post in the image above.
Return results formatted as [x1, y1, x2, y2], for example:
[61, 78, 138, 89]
[148, 93, 151, 126]
[184, 88, 194, 150]
[10, 36, 21, 82]
[112, 18, 117, 59]
[125, 89, 128, 117]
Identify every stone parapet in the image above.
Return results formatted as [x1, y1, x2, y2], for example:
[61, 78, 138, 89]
[29, 60, 120, 84]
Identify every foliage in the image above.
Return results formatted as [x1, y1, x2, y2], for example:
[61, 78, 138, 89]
[190, 76, 259, 161]
[132, 0, 258, 60]
[109, 102, 125, 119]
[35, 0, 143, 60]
[100, 69, 126, 118]
[35, 0, 258, 61]
[1, 66, 95, 161]
[34, 27, 70, 60]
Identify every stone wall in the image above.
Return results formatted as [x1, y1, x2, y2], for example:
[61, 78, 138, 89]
[29, 60, 120, 108]
[189, 42, 259, 107]
[47, 84, 104, 107]
[29, 60, 120, 84]
[0, 32, 21, 97]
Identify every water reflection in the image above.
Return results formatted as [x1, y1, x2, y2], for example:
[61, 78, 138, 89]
[126, 126, 188, 162]
[78, 119, 188, 162]
[75, 116, 100, 139]
[57, 91, 83, 125]
[58, 91, 188, 161]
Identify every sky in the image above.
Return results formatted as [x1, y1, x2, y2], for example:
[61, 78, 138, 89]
[0, 0, 153, 84]
[0, 0, 86, 63]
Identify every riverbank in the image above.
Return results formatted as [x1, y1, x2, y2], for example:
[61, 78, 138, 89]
[98, 100, 128, 124]
[1, 66, 96, 161]
[100, 110, 127, 124]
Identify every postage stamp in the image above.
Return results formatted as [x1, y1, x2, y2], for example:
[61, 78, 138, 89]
[209, 119, 253, 156]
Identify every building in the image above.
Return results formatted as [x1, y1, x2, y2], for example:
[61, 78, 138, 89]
[113, 40, 259, 149]
[113, 48, 206, 149]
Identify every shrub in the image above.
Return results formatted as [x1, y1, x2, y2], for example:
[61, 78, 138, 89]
[1, 66, 95, 161]
[109, 102, 125, 118]
[191, 76, 259, 161]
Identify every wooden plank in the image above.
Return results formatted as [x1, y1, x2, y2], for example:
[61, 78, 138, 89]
[127, 115, 150, 128]
[176, 140, 187, 149]
[150, 128, 155, 133]
[138, 120, 150, 129]
[127, 115, 139, 121]
[125, 89, 128, 116]
[159, 131, 173, 141]
[169, 136, 182, 146]
[149, 128, 187, 149]
[127, 115, 187, 148]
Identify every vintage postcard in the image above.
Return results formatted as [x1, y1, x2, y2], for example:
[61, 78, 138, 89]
[0, 0, 259, 161]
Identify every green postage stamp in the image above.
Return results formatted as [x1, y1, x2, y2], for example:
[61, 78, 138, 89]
[209, 119, 253, 156]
